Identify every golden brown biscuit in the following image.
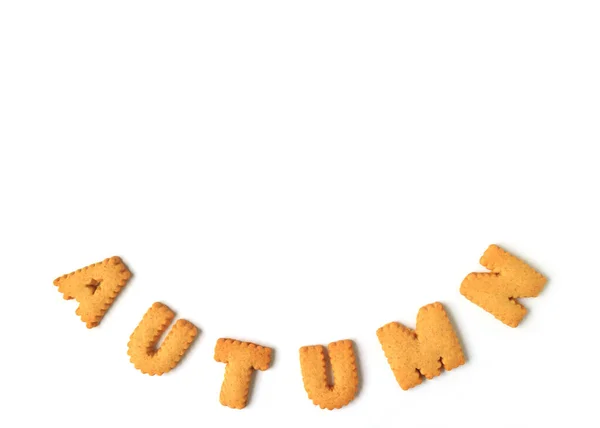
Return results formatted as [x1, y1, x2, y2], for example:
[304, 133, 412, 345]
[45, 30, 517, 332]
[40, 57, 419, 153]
[377, 302, 465, 390]
[299, 339, 358, 410]
[127, 302, 197, 375]
[53, 256, 132, 328]
[214, 339, 272, 409]
[460, 244, 547, 327]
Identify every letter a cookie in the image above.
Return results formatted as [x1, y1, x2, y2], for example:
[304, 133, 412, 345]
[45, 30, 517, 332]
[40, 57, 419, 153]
[53, 256, 131, 328]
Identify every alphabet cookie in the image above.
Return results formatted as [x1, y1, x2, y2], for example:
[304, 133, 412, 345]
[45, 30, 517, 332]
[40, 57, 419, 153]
[214, 339, 272, 409]
[53, 256, 131, 328]
[299, 339, 359, 410]
[128, 302, 198, 375]
[377, 302, 465, 390]
[460, 244, 547, 327]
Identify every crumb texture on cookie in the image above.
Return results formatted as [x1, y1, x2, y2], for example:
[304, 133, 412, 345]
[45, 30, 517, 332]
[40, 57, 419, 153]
[460, 244, 547, 327]
[299, 339, 359, 410]
[377, 302, 465, 390]
[127, 302, 197, 376]
[53, 256, 132, 328]
[214, 338, 272, 409]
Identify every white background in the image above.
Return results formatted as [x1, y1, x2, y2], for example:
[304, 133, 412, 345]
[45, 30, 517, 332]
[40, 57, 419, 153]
[1, 1, 599, 427]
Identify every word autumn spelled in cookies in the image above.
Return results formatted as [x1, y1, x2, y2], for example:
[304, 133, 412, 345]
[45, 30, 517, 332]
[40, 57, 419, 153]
[52, 244, 546, 410]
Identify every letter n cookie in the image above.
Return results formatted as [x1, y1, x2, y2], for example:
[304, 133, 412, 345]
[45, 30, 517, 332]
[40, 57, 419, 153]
[214, 339, 272, 409]
[53, 256, 131, 328]
[128, 302, 197, 375]
[299, 339, 358, 410]
[377, 302, 465, 390]
[460, 244, 547, 327]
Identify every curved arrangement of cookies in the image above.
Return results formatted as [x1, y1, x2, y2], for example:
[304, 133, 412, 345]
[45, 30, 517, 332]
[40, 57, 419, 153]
[52, 244, 546, 410]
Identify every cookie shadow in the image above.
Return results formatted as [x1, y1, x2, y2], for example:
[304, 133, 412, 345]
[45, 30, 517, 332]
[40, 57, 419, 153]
[439, 301, 469, 363]
[174, 327, 202, 371]
[95, 255, 135, 327]
[245, 347, 276, 408]
[351, 340, 364, 400]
